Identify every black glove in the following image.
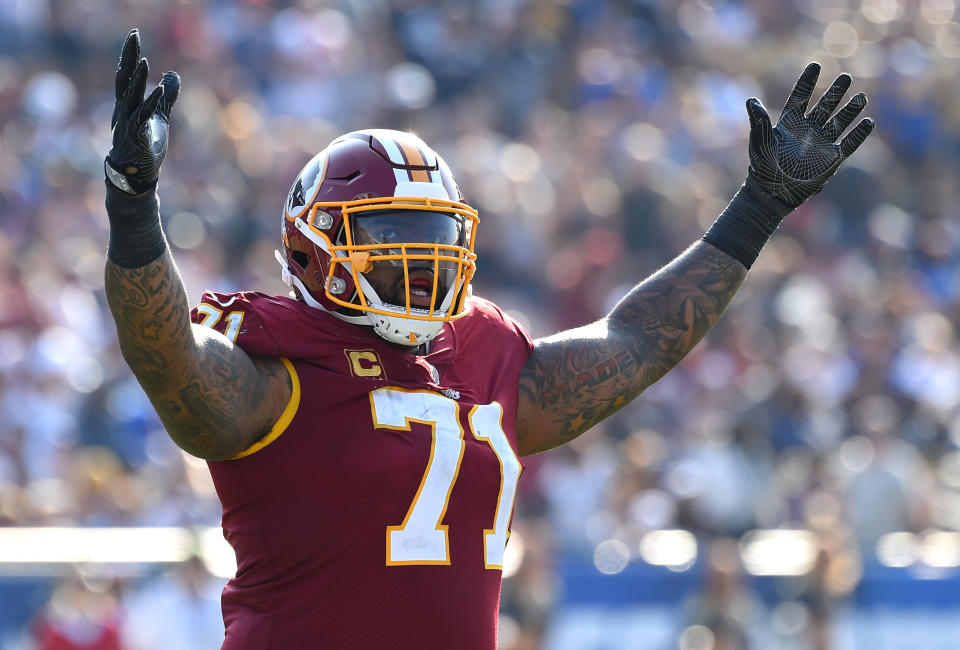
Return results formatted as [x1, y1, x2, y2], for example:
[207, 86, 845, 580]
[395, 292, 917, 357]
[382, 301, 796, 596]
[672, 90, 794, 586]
[105, 29, 181, 196]
[703, 62, 875, 269]
[105, 29, 181, 268]
[745, 62, 875, 209]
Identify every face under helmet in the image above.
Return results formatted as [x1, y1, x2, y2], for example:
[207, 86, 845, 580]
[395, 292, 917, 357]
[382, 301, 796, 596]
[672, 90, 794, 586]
[277, 129, 479, 346]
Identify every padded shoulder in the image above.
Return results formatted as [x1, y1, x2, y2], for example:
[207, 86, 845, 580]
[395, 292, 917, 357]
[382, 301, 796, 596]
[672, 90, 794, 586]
[457, 296, 534, 356]
[191, 291, 286, 356]
[192, 291, 383, 360]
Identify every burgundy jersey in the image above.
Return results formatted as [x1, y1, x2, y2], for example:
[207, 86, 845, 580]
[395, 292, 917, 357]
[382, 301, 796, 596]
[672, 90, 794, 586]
[190, 292, 533, 650]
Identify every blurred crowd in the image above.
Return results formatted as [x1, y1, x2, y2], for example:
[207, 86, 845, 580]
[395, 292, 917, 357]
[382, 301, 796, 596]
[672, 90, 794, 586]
[3, 0, 960, 648]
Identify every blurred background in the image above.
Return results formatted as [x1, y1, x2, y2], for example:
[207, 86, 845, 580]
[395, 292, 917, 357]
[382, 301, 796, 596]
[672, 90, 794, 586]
[2, 0, 960, 648]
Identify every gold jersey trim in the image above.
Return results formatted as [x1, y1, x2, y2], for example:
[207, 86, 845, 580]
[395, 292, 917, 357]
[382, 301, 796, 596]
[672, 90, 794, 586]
[231, 357, 301, 460]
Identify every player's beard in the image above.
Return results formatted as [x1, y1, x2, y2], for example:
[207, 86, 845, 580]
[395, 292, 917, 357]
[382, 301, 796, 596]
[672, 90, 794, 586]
[366, 262, 450, 311]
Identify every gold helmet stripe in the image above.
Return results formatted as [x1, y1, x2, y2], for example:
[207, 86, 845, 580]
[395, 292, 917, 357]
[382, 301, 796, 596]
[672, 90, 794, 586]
[393, 135, 431, 182]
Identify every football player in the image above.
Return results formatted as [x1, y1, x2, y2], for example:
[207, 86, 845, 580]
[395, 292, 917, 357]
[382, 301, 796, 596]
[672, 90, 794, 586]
[103, 29, 873, 650]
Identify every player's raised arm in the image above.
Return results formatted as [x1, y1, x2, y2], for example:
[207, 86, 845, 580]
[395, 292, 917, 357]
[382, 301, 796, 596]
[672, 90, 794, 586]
[103, 30, 290, 460]
[516, 63, 875, 456]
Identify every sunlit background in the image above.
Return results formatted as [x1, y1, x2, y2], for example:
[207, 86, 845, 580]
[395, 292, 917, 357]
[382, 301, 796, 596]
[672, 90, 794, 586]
[3, 0, 960, 648]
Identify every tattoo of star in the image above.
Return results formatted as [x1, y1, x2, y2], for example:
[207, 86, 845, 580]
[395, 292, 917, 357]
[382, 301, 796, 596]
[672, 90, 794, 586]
[140, 320, 160, 340]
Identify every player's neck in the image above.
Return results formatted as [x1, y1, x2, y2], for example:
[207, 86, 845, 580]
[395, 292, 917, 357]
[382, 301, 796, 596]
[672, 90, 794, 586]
[383, 339, 430, 356]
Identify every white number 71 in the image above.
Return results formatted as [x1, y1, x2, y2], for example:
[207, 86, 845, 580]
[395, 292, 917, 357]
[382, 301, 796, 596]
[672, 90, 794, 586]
[370, 387, 521, 569]
[195, 304, 244, 343]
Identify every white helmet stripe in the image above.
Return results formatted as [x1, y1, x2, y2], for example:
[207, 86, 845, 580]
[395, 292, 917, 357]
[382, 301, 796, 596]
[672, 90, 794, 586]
[393, 181, 449, 200]
[373, 132, 407, 166]
[373, 135, 415, 187]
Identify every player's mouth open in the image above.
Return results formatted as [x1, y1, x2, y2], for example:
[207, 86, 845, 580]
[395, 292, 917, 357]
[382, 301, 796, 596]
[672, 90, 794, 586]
[407, 271, 437, 308]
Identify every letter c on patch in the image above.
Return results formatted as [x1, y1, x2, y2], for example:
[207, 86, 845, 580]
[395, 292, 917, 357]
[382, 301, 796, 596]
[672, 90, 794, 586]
[347, 350, 383, 378]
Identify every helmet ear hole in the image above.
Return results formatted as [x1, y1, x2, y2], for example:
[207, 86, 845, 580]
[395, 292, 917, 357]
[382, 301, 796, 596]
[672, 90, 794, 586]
[291, 250, 310, 270]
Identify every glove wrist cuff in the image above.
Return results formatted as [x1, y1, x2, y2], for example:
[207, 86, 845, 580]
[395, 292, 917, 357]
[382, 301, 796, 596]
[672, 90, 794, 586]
[105, 180, 167, 269]
[742, 173, 796, 217]
[702, 176, 795, 269]
[105, 157, 157, 196]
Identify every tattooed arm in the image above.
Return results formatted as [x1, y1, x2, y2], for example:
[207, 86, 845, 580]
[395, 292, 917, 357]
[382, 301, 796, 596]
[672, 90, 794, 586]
[103, 31, 289, 460]
[515, 242, 745, 455]
[515, 62, 875, 455]
[105, 253, 291, 460]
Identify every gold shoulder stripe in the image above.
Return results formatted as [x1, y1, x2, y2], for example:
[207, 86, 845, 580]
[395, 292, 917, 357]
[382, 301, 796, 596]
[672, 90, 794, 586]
[231, 357, 301, 460]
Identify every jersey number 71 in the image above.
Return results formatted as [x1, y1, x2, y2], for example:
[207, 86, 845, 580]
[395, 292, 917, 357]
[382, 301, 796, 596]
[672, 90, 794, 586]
[370, 387, 521, 569]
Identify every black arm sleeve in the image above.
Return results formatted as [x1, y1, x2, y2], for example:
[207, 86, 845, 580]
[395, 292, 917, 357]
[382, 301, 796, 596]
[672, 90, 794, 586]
[105, 180, 167, 269]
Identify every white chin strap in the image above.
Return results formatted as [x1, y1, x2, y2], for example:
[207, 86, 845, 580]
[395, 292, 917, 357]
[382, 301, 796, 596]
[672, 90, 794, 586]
[275, 249, 451, 346]
[354, 272, 452, 346]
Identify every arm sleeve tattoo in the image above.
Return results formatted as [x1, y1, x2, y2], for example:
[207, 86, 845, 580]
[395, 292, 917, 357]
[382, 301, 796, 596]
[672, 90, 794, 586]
[516, 241, 747, 456]
[105, 252, 290, 459]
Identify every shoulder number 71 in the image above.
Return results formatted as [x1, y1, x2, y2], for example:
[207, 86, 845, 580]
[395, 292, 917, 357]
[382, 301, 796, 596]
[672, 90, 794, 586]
[195, 303, 244, 342]
[370, 387, 521, 569]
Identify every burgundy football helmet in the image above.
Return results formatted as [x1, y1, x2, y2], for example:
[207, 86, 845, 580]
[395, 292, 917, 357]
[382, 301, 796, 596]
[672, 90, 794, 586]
[277, 129, 479, 346]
